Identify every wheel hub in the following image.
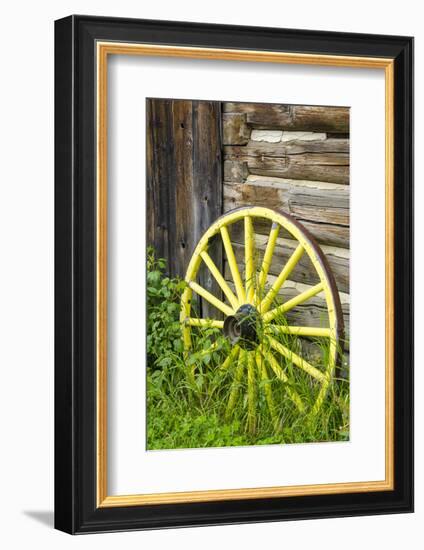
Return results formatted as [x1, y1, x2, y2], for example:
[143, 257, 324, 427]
[223, 304, 262, 350]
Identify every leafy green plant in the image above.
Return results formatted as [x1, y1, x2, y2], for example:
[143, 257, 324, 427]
[147, 247, 186, 369]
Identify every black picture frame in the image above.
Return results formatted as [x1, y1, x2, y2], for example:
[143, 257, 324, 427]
[55, 15, 414, 534]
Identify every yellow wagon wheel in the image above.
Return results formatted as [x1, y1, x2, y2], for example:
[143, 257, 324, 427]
[180, 206, 344, 423]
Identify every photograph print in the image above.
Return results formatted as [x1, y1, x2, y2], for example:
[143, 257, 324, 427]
[146, 99, 350, 451]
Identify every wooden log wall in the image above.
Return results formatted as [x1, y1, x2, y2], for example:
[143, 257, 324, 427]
[222, 102, 350, 360]
[146, 98, 350, 368]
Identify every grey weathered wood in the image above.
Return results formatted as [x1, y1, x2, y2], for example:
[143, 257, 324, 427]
[146, 98, 223, 317]
[223, 103, 349, 133]
[226, 139, 350, 155]
[172, 100, 194, 276]
[248, 160, 348, 185]
[222, 113, 250, 145]
[223, 177, 349, 248]
[146, 99, 173, 264]
[229, 236, 349, 294]
[224, 160, 249, 182]
[224, 201, 349, 249]
[291, 106, 349, 134]
[192, 101, 224, 317]
[296, 220, 349, 249]
[225, 140, 349, 184]
[224, 176, 349, 215]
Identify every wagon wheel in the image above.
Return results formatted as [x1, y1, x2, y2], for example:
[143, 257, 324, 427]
[180, 206, 344, 426]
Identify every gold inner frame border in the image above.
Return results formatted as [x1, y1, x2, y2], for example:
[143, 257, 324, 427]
[96, 42, 394, 508]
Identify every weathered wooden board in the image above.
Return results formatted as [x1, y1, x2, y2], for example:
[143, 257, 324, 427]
[226, 139, 350, 155]
[224, 176, 350, 248]
[146, 99, 172, 264]
[223, 104, 350, 133]
[224, 160, 249, 182]
[146, 98, 223, 317]
[225, 140, 349, 184]
[296, 220, 349, 250]
[228, 236, 349, 294]
[224, 201, 349, 249]
[224, 176, 349, 218]
[247, 160, 348, 185]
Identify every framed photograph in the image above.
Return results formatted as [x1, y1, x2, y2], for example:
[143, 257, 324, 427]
[54, 15, 413, 534]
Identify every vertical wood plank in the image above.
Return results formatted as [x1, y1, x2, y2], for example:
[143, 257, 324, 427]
[172, 100, 196, 279]
[146, 99, 173, 263]
[192, 101, 223, 318]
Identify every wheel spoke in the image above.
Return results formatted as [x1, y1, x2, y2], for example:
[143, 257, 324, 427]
[184, 317, 224, 329]
[311, 339, 337, 414]
[263, 282, 324, 322]
[260, 346, 304, 413]
[256, 222, 280, 304]
[311, 379, 331, 415]
[266, 325, 332, 338]
[180, 286, 193, 350]
[246, 351, 257, 434]
[196, 341, 220, 357]
[225, 348, 246, 420]
[220, 345, 240, 370]
[268, 335, 327, 383]
[200, 250, 239, 310]
[259, 244, 304, 313]
[255, 349, 279, 430]
[220, 225, 246, 303]
[188, 281, 234, 317]
[186, 341, 221, 384]
[244, 215, 255, 304]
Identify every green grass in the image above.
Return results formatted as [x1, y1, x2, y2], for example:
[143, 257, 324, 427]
[147, 248, 350, 450]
